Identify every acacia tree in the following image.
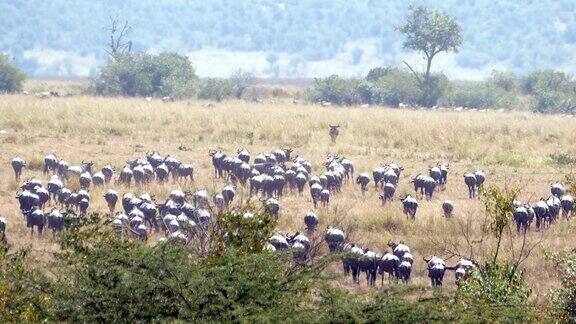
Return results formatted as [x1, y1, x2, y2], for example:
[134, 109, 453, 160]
[397, 5, 462, 105]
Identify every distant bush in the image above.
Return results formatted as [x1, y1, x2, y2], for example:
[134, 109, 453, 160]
[93, 52, 199, 98]
[307, 75, 361, 106]
[198, 78, 233, 101]
[0, 54, 25, 93]
[441, 81, 517, 109]
[520, 70, 576, 113]
[418, 73, 450, 107]
[361, 67, 421, 107]
[490, 70, 519, 92]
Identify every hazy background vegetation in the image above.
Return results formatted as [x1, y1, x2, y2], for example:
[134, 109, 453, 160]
[3, 0, 576, 78]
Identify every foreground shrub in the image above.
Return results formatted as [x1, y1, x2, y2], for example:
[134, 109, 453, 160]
[0, 54, 25, 93]
[0, 209, 544, 322]
[548, 252, 576, 321]
[458, 262, 531, 305]
[93, 52, 199, 98]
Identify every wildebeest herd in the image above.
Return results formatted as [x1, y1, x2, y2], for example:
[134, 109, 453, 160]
[4, 147, 574, 287]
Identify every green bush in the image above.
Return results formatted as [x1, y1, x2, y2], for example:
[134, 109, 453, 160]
[93, 52, 199, 98]
[441, 81, 517, 109]
[198, 78, 233, 101]
[520, 70, 576, 113]
[0, 54, 25, 93]
[362, 67, 421, 107]
[490, 70, 519, 92]
[548, 251, 576, 321]
[417, 73, 450, 107]
[458, 262, 531, 305]
[307, 75, 361, 106]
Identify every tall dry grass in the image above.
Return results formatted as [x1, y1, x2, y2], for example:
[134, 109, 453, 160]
[0, 94, 576, 302]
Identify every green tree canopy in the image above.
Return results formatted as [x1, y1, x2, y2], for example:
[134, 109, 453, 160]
[398, 5, 463, 84]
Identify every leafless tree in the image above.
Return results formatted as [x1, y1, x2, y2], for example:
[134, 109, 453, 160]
[105, 16, 132, 57]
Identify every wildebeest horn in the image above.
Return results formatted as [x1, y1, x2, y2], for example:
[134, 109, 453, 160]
[423, 257, 431, 263]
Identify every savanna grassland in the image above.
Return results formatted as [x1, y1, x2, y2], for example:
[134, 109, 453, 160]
[1, 93, 576, 304]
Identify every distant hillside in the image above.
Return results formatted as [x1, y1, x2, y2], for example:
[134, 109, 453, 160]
[2, 0, 576, 78]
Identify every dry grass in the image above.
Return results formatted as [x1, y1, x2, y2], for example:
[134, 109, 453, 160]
[1, 94, 576, 304]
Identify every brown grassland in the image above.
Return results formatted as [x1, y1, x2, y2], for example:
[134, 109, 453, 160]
[1, 92, 576, 304]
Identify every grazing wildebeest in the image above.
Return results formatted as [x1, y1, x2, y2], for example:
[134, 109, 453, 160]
[442, 200, 454, 217]
[474, 170, 486, 189]
[356, 173, 370, 194]
[304, 211, 319, 232]
[329, 125, 340, 143]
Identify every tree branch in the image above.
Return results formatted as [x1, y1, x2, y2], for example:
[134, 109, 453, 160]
[402, 60, 423, 85]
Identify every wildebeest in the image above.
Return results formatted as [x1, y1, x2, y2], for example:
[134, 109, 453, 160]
[176, 163, 194, 182]
[17, 190, 40, 213]
[379, 182, 396, 204]
[439, 163, 449, 189]
[264, 198, 280, 216]
[325, 227, 345, 252]
[463, 172, 477, 199]
[378, 252, 400, 285]
[453, 258, 475, 281]
[422, 176, 437, 200]
[11, 156, 26, 180]
[513, 205, 533, 233]
[25, 209, 45, 236]
[474, 170, 486, 189]
[551, 182, 565, 198]
[329, 125, 340, 143]
[361, 249, 379, 287]
[424, 256, 447, 286]
[533, 199, 549, 230]
[310, 182, 323, 208]
[104, 190, 119, 213]
[44, 153, 59, 175]
[342, 243, 364, 283]
[304, 211, 319, 232]
[47, 209, 65, 236]
[442, 200, 454, 217]
[356, 173, 370, 194]
[561, 194, 574, 218]
[401, 195, 418, 219]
